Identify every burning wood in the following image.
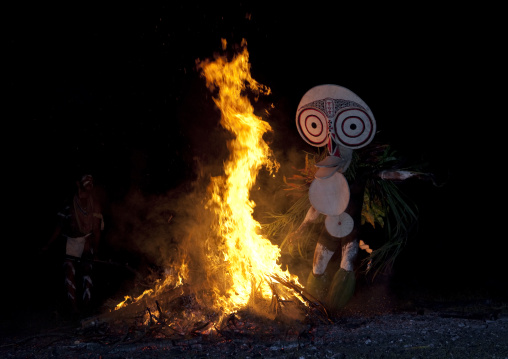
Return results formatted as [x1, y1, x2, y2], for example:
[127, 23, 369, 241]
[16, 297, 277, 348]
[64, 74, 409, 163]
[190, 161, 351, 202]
[75, 40, 319, 345]
[72, 39, 437, 351]
[82, 279, 326, 347]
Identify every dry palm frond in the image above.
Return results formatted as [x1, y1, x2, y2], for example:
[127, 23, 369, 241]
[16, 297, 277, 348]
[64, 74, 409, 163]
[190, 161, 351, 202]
[264, 144, 421, 279]
[262, 149, 327, 259]
[263, 194, 310, 239]
[361, 178, 419, 278]
[262, 193, 321, 260]
[282, 150, 328, 196]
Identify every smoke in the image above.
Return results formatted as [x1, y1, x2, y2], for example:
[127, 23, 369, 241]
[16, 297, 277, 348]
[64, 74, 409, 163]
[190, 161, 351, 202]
[107, 160, 215, 274]
[105, 105, 312, 304]
[104, 55, 317, 319]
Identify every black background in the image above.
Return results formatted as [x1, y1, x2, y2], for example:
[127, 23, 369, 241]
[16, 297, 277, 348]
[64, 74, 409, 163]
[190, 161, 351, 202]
[4, 3, 504, 315]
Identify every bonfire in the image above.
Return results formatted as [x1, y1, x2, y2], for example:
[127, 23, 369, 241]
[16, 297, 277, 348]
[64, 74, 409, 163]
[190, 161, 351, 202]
[92, 40, 327, 342]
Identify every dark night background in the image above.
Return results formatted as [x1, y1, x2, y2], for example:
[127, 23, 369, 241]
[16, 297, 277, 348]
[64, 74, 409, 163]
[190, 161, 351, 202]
[4, 3, 504, 323]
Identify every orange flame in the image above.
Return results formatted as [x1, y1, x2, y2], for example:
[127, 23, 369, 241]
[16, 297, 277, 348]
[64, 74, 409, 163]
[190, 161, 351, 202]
[113, 40, 303, 318]
[198, 39, 301, 314]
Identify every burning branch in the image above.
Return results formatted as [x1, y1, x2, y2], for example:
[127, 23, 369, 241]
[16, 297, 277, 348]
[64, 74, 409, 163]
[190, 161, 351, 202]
[268, 273, 332, 323]
[104, 40, 311, 337]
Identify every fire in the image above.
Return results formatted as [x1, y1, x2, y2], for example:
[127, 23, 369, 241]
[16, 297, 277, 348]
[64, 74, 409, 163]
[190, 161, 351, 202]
[113, 40, 303, 319]
[115, 289, 154, 311]
[198, 39, 301, 314]
[114, 263, 188, 311]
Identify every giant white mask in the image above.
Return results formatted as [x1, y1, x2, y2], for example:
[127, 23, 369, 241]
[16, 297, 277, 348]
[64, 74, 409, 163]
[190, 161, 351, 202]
[296, 84, 376, 157]
[296, 84, 377, 235]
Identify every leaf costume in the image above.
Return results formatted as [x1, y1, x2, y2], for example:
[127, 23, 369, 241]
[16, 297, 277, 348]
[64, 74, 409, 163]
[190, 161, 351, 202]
[266, 85, 425, 311]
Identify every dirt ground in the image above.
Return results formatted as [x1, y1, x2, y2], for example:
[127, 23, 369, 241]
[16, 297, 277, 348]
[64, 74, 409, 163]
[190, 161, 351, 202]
[2, 312, 507, 358]
[1, 275, 507, 359]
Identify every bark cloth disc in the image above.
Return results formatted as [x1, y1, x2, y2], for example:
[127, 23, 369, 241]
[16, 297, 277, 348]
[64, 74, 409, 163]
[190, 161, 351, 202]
[309, 171, 350, 216]
[325, 212, 354, 238]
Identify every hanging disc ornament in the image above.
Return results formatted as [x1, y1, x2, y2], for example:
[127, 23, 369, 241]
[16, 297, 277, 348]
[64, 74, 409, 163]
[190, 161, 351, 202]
[325, 212, 354, 238]
[315, 155, 342, 167]
[309, 171, 350, 216]
[314, 165, 339, 179]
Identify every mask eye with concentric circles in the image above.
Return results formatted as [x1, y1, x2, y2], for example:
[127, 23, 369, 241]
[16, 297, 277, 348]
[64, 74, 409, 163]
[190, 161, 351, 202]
[332, 107, 376, 149]
[296, 108, 328, 147]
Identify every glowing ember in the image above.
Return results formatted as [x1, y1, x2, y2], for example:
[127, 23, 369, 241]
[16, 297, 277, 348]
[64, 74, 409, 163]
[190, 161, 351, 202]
[198, 39, 301, 314]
